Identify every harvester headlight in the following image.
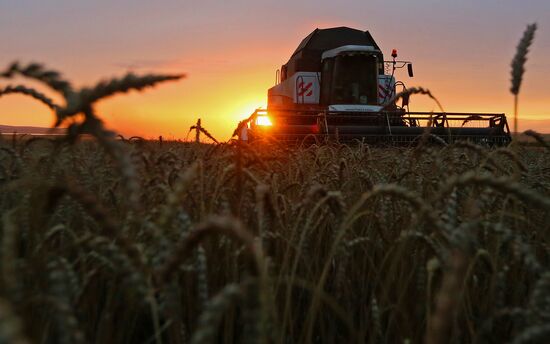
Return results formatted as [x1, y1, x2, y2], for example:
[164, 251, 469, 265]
[256, 114, 272, 126]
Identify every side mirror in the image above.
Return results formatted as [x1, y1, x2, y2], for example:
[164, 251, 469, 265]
[407, 63, 414, 77]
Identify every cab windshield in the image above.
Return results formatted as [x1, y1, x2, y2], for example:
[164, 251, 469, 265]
[321, 54, 378, 106]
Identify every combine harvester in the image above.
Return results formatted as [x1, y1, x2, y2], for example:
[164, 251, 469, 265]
[239, 27, 511, 145]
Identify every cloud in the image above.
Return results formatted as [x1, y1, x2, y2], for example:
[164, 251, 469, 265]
[114, 57, 230, 72]
[113, 59, 179, 70]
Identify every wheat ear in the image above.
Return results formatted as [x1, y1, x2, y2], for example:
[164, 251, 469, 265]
[524, 130, 550, 150]
[510, 23, 537, 138]
[437, 171, 550, 209]
[58, 72, 185, 121]
[511, 324, 550, 344]
[0, 85, 60, 111]
[158, 216, 260, 284]
[510, 23, 538, 95]
[191, 283, 244, 344]
[0, 62, 73, 96]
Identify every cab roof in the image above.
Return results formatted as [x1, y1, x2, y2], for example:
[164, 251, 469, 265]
[283, 27, 383, 78]
[291, 27, 381, 58]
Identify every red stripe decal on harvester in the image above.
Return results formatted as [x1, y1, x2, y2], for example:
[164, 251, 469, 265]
[298, 82, 313, 97]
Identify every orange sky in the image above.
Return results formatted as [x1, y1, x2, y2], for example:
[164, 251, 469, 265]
[0, 0, 549, 139]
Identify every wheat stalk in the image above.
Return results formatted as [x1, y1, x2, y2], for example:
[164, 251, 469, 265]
[425, 250, 468, 344]
[189, 118, 219, 143]
[380, 87, 444, 113]
[47, 259, 85, 344]
[0, 298, 30, 344]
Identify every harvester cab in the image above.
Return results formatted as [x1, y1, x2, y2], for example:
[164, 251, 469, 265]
[240, 27, 510, 145]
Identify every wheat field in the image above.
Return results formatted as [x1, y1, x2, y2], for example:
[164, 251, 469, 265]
[1, 135, 550, 343]
[1, 23, 548, 344]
